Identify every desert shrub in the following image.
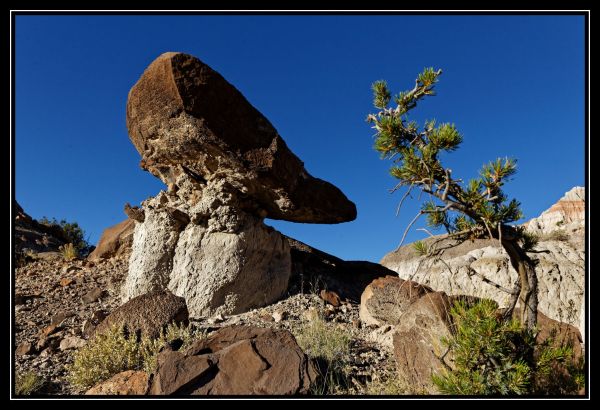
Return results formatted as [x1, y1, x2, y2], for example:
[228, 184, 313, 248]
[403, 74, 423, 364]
[432, 300, 584, 395]
[294, 313, 352, 395]
[59, 243, 78, 261]
[68, 322, 197, 389]
[39, 217, 93, 256]
[15, 371, 44, 395]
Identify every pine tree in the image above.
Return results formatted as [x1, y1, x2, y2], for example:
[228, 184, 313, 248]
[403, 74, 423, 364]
[367, 68, 538, 329]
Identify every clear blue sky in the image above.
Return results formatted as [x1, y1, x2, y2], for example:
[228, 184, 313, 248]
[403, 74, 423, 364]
[14, 14, 586, 263]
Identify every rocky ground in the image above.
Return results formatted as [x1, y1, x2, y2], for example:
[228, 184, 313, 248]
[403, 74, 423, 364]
[14, 253, 126, 394]
[14, 253, 394, 396]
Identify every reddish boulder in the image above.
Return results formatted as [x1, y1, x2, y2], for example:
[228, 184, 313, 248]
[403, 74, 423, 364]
[150, 326, 317, 395]
[359, 275, 431, 326]
[393, 291, 455, 394]
[94, 290, 188, 340]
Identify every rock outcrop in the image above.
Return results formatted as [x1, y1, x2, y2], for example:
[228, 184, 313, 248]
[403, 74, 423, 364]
[381, 187, 585, 337]
[122, 53, 356, 317]
[526, 187, 585, 234]
[150, 326, 317, 395]
[287, 237, 398, 303]
[88, 219, 134, 261]
[15, 201, 67, 254]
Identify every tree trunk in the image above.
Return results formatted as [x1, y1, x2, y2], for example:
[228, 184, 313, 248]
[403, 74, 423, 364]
[502, 239, 538, 330]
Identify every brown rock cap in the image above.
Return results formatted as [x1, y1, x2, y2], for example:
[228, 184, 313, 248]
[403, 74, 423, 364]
[126, 52, 356, 224]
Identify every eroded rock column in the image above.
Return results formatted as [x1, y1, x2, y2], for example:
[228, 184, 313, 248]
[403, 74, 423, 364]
[122, 52, 356, 317]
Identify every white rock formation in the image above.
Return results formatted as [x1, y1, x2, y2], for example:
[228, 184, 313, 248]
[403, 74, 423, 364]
[526, 186, 585, 234]
[381, 187, 586, 337]
[168, 217, 290, 317]
[122, 181, 292, 318]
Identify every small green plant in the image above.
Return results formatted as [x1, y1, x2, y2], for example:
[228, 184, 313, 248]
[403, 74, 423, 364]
[68, 322, 196, 389]
[60, 243, 78, 261]
[412, 240, 429, 256]
[294, 313, 352, 395]
[15, 371, 44, 395]
[432, 300, 584, 395]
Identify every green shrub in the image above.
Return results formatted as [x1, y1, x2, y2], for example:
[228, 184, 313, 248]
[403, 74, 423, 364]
[432, 300, 584, 395]
[294, 313, 352, 395]
[15, 371, 44, 395]
[68, 322, 197, 389]
[39, 217, 93, 256]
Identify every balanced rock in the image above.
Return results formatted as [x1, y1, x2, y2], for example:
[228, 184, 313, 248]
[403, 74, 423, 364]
[126, 52, 356, 224]
[122, 53, 356, 317]
[150, 326, 317, 395]
[95, 290, 188, 340]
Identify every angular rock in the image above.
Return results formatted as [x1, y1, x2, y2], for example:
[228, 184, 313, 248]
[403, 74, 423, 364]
[50, 311, 73, 326]
[150, 326, 317, 395]
[95, 290, 188, 340]
[16, 342, 34, 356]
[86, 371, 150, 395]
[39, 324, 60, 338]
[82, 288, 105, 304]
[59, 336, 86, 351]
[393, 291, 455, 394]
[88, 218, 135, 261]
[319, 289, 341, 307]
[126, 52, 356, 224]
[359, 276, 431, 327]
[272, 311, 285, 323]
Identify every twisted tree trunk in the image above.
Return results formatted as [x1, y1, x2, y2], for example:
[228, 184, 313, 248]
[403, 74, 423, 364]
[502, 239, 538, 330]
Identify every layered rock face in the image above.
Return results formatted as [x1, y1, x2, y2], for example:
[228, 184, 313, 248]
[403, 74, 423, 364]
[526, 186, 585, 234]
[381, 187, 585, 337]
[15, 201, 67, 254]
[122, 53, 356, 317]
